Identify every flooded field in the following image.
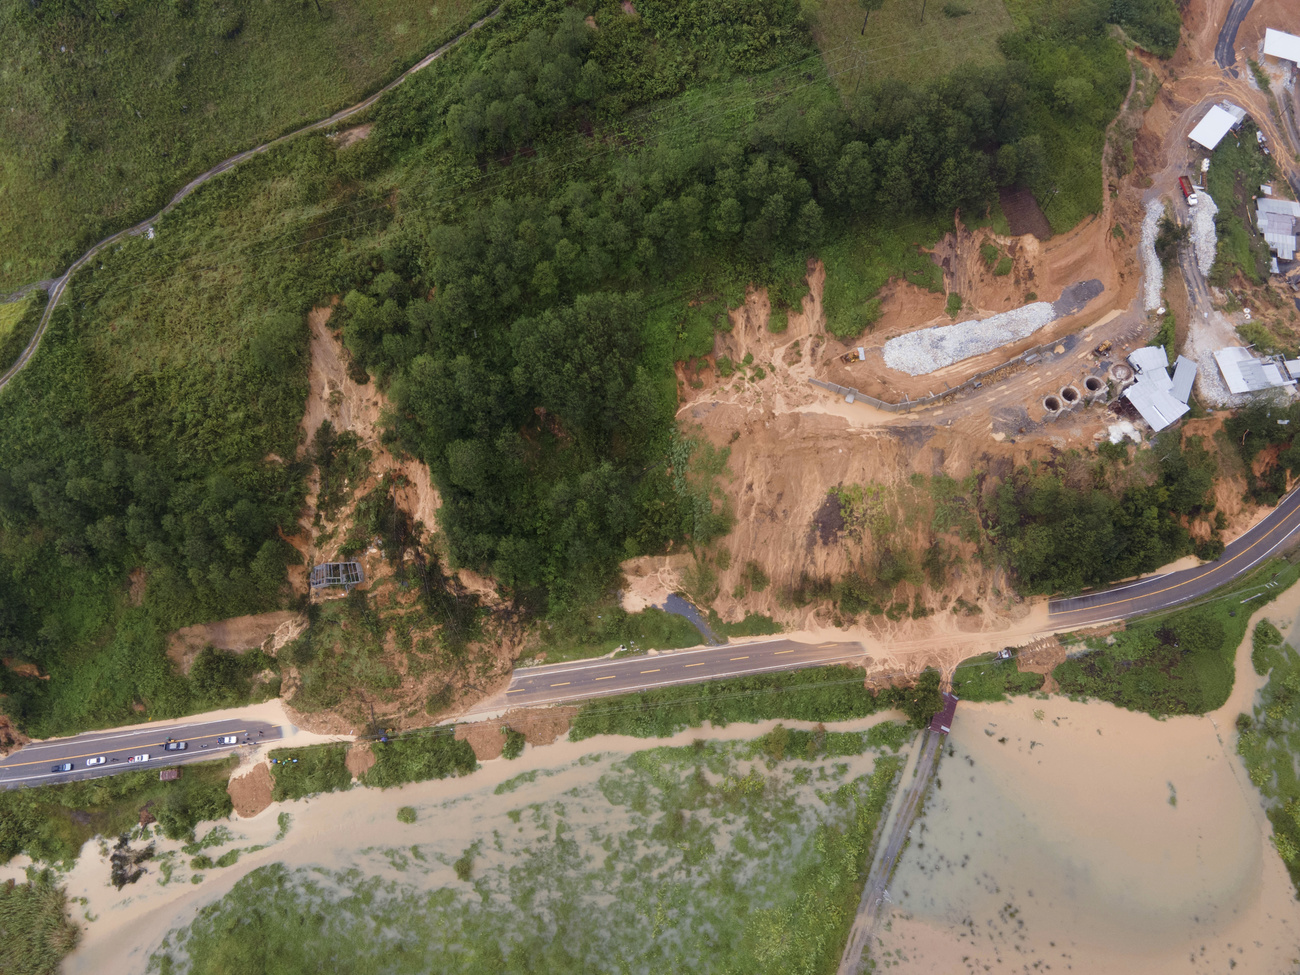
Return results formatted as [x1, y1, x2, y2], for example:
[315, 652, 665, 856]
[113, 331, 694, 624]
[0, 715, 909, 974]
[873, 589, 1300, 973]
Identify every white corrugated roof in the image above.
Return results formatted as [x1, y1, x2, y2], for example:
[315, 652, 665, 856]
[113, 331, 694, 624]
[1124, 383, 1189, 432]
[1171, 356, 1197, 403]
[1129, 346, 1171, 374]
[1190, 106, 1237, 149]
[1264, 28, 1300, 63]
[1285, 359, 1300, 380]
[1215, 346, 1296, 394]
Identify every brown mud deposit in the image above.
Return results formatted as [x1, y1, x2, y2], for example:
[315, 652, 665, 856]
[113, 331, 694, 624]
[35, 712, 901, 975]
[871, 579, 1300, 974]
[345, 741, 376, 778]
[0, 714, 30, 756]
[167, 610, 306, 675]
[454, 706, 578, 760]
[227, 764, 274, 819]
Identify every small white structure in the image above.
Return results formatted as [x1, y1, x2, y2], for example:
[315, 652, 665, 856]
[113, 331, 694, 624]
[1257, 197, 1300, 261]
[1123, 346, 1193, 432]
[1263, 28, 1300, 67]
[1214, 346, 1296, 394]
[1285, 359, 1300, 381]
[1189, 105, 1238, 151]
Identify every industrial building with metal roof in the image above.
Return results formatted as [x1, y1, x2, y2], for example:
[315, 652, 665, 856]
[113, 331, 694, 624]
[1256, 197, 1300, 261]
[1123, 347, 1193, 432]
[1188, 102, 1246, 151]
[1264, 28, 1300, 65]
[1214, 346, 1295, 395]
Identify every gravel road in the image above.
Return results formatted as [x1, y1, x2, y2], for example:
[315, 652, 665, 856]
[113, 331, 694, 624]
[882, 279, 1103, 377]
[1192, 191, 1219, 276]
[1141, 198, 1166, 310]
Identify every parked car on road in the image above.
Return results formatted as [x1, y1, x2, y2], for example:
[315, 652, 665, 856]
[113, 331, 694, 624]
[50, 762, 73, 773]
[86, 756, 106, 766]
[164, 741, 188, 751]
[217, 735, 238, 745]
[128, 754, 150, 763]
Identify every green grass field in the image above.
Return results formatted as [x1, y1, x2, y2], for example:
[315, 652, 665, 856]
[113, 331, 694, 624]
[1054, 560, 1300, 716]
[0, 295, 33, 345]
[148, 733, 906, 975]
[1237, 615, 1300, 894]
[809, 0, 1013, 89]
[0, 0, 480, 291]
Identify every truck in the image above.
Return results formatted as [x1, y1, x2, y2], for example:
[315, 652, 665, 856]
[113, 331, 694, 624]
[1179, 176, 1198, 206]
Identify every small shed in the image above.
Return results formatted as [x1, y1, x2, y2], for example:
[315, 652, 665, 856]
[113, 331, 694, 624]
[930, 692, 959, 735]
[1264, 28, 1300, 67]
[159, 768, 180, 782]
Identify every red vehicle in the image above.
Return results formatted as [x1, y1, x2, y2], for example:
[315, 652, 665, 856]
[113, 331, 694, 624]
[1179, 175, 1198, 206]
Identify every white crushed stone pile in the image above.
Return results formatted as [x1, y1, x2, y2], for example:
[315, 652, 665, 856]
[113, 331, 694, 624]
[1141, 198, 1165, 311]
[1192, 191, 1218, 276]
[882, 302, 1055, 376]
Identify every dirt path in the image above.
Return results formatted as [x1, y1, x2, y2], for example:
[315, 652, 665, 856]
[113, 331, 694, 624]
[0, 8, 499, 393]
[837, 729, 944, 975]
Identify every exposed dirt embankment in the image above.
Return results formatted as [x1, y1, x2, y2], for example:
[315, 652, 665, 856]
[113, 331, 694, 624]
[295, 305, 441, 575]
[227, 763, 274, 819]
[0, 714, 30, 757]
[455, 707, 580, 761]
[167, 610, 307, 675]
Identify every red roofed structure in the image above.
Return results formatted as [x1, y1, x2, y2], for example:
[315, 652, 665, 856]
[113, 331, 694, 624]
[930, 692, 959, 734]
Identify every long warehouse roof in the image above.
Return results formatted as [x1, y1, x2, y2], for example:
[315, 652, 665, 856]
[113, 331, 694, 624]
[1264, 28, 1300, 63]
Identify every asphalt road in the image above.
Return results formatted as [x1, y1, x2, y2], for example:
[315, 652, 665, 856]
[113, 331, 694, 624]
[0, 718, 282, 789]
[498, 637, 868, 709]
[1214, 0, 1254, 69]
[1049, 485, 1300, 627]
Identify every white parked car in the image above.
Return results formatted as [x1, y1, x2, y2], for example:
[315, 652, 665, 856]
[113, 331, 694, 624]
[128, 754, 150, 763]
[217, 735, 239, 745]
[86, 756, 106, 766]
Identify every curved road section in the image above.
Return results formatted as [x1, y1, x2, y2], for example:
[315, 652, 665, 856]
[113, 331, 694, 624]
[0, 718, 281, 789]
[1049, 486, 1300, 627]
[0, 9, 498, 394]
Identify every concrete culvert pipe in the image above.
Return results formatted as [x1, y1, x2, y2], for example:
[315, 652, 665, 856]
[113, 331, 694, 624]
[1043, 395, 1061, 413]
[1109, 363, 1133, 383]
[1084, 376, 1104, 393]
[1060, 386, 1080, 404]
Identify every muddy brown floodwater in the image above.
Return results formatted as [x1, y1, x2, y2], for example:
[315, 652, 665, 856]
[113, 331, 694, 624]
[0, 713, 905, 973]
[873, 586, 1300, 973]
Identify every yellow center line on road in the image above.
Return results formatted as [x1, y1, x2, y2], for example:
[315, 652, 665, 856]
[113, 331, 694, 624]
[641, 669, 661, 674]
[1051, 500, 1300, 616]
[506, 688, 525, 693]
[684, 662, 706, 667]
[1, 730, 251, 770]
[550, 682, 571, 687]
[730, 656, 749, 661]
[773, 650, 795, 655]
[818, 643, 838, 648]
[595, 675, 615, 680]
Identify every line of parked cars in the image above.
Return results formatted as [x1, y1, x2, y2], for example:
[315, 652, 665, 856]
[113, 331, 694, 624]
[47, 733, 245, 774]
